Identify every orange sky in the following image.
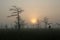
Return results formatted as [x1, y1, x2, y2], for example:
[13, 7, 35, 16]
[0, 0, 60, 24]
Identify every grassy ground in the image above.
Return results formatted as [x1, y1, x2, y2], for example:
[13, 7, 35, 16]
[0, 28, 60, 40]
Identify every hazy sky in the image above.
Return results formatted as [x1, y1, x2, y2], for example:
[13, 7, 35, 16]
[0, 0, 60, 24]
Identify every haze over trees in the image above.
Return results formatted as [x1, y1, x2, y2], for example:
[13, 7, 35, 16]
[7, 6, 24, 30]
[0, 5, 60, 30]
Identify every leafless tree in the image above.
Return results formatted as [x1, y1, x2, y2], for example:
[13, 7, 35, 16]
[42, 17, 52, 29]
[43, 17, 48, 28]
[5, 24, 8, 29]
[7, 6, 24, 30]
[56, 23, 60, 28]
[36, 19, 41, 29]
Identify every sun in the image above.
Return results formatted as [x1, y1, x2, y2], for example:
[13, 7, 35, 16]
[31, 18, 37, 24]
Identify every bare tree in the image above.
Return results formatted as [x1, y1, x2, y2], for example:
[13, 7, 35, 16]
[7, 6, 24, 30]
[36, 19, 41, 29]
[0, 23, 3, 29]
[42, 17, 52, 29]
[56, 23, 60, 28]
[43, 17, 48, 28]
[5, 24, 8, 29]
[20, 19, 25, 29]
[14, 21, 18, 30]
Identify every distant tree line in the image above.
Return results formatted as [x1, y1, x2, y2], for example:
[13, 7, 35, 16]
[0, 6, 60, 31]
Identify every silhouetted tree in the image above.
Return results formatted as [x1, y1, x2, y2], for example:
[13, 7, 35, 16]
[14, 18, 25, 30]
[8, 6, 24, 30]
[0, 23, 3, 29]
[42, 17, 52, 29]
[4, 24, 8, 32]
[36, 19, 41, 29]
[56, 23, 60, 28]
[14, 22, 17, 30]
[43, 17, 48, 28]
[20, 19, 25, 29]
[5, 24, 8, 29]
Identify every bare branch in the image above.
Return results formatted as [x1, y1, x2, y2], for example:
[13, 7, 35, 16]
[12, 12, 17, 13]
[7, 16, 11, 17]
[9, 9, 17, 11]
[10, 14, 17, 16]
[19, 10, 24, 13]
[7, 14, 17, 17]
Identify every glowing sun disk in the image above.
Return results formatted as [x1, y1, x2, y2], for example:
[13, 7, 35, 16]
[31, 18, 37, 24]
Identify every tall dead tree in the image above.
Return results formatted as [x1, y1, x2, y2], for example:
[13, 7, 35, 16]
[7, 6, 24, 30]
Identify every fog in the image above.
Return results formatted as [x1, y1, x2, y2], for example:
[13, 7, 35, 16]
[0, 0, 60, 24]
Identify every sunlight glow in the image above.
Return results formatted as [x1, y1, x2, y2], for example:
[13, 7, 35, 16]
[31, 18, 37, 24]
